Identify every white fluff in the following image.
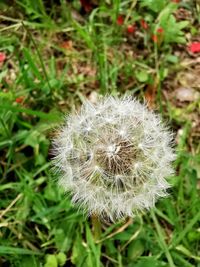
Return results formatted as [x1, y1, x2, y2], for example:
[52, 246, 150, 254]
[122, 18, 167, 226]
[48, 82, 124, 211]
[52, 96, 176, 221]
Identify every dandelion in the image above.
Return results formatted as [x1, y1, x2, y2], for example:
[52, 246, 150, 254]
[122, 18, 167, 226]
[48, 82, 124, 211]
[52, 96, 175, 221]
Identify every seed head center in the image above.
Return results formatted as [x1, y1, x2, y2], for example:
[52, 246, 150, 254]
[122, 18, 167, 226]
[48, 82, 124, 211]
[95, 139, 136, 175]
[107, 144, 120, 157]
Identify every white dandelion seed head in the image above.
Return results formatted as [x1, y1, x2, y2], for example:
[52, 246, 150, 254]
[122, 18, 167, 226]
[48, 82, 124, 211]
[52, 96, 176, 221]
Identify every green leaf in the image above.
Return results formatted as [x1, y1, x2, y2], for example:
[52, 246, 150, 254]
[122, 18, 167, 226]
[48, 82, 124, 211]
[44, 255, 58, 267]
[0, 104, 61, 121]
[56, 252, 67, 266]
[0, 246, 42, 255]
[71, 233, 87, 267]
[159, 14, 188, 44]
[177, 20, 189, 30]
[128, 239, 145, 260]
[53, 223, 74, 252]
[176, 245, 200, 261]
[44, 183, 59, 201]
[85, 223, 101, 267]
[135, 70, 149, 83]
[24, 130, 41, 147]
[0, 69, 8, 83]
[133, 257, 167, 267]
[35, 153, 46, 166]
[22, 47, 43, 80]
[140, 0, 168, 13]
[165, 54, 179, 63]
[41, 78, 60, 94]
[21, 256, 40, 267]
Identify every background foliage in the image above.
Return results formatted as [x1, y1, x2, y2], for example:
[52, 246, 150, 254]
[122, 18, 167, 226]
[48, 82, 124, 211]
[0, 0, 200, 266]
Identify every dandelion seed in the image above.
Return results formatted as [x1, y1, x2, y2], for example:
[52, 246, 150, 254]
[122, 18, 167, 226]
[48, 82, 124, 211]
[52, 96, 176, 221]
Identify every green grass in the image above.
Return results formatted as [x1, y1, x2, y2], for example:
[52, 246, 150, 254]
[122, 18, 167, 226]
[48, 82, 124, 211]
[0, 0, 200, 266]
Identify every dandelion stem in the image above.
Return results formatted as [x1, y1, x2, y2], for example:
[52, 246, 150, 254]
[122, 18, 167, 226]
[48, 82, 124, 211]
[91, 214, 102, 242]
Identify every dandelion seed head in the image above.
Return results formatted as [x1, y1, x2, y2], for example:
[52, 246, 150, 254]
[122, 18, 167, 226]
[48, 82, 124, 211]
[52, 96, 176, 221]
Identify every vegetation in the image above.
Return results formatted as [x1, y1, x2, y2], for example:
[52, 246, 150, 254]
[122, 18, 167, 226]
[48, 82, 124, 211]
[0, 0, 199, 266]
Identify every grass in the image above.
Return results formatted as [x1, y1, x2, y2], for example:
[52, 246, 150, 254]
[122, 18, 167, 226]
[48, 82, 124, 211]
[0, 0, 200, 266]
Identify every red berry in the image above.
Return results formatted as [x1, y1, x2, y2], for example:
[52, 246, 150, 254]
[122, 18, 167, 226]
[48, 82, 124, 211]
[127, 24, 135, 34]
[152, 35, 158, 43]
[157, 27, 164, 34]
[141, 19, 148, 30]
[117, 15, 124, 25]
[15, 96, 24, 103]
[188, 42, 200, 53]
[0, 52, 6, 63]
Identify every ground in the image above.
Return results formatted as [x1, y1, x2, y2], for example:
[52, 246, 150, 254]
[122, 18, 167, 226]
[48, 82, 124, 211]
[0, 0, 200, 266]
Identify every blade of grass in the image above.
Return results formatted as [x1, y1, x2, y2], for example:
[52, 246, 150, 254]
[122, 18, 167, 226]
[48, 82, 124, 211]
[0, 246, 42, 255]
[21, 21, 52, 93]
[0, 104, 61, 120]
[170, 210, 200, 248]
[151, 210, 175, 267]
[86, 223, 101, 267]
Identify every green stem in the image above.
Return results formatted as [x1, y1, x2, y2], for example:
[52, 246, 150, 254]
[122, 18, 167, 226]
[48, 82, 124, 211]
[91, 214, 102, 242]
